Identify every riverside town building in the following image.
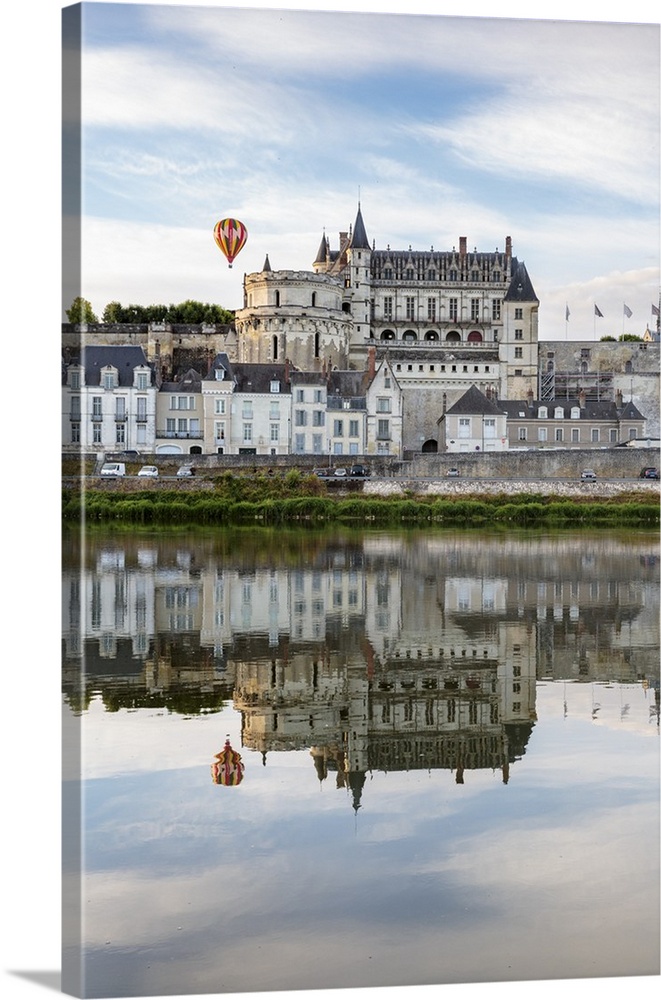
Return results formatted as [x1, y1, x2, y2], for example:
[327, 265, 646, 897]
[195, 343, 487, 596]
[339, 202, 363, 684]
[62, 204, 660, 458]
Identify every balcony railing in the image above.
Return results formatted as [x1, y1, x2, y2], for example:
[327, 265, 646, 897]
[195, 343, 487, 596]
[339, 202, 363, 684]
[157, 429, 204, 439]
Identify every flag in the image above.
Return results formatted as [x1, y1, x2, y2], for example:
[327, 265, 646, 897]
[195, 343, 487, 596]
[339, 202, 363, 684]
[565, 305, 570, 321]
[594, 304, 603, 318]
[652, 303, 660, 317]
[623, 303, 632, 318]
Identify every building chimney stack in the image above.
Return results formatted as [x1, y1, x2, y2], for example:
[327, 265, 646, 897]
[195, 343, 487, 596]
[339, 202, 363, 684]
[616, 388, 623, 410]
[459, 236, 467, 258]
[367, 345, 376, 379]
[579, 389, 586, 409]
[505, 236, 512, 258]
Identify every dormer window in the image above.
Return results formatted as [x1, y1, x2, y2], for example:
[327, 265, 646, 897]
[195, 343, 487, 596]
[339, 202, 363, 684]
[101, 368, 117, 390]
[215, 368, 225, 380]
[69, 369, 81, 390]
[554, 407, 564, 419]
[538, 406, 547, 419]
[570, 407, 580, 419]
[135, 369, 149, 390]
[270, 380, 280, 393]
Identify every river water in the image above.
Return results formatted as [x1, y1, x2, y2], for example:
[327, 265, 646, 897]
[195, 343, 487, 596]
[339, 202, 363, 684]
[62, 526, 660, 998]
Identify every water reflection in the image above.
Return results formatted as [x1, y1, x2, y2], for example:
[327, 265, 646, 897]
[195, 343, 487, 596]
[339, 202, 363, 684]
[63, 528, 660, 798]
[62, 527, 660, 996]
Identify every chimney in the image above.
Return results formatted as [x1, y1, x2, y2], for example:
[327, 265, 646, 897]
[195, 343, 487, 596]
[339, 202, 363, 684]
[615, 388, 623, 410]
[284, 357, 290, 384]
[459, 236, 467, 258]
[579, 389, 586, 409]
[505, 236, 512, 258]
[527, 388, 534, 408]
[367, 345, 376, 379]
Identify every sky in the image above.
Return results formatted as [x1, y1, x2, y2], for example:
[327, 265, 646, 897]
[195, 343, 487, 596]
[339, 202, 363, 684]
[2, 4, 660, 1000]
[62, 1, 661, 342]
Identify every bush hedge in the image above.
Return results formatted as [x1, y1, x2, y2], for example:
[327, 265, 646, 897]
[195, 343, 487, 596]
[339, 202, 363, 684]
[62, 487, 659, 529]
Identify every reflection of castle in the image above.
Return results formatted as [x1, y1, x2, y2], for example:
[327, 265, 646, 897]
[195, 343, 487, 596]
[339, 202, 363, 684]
[235, 628, 536, 808]
[62, 531, 659, 793]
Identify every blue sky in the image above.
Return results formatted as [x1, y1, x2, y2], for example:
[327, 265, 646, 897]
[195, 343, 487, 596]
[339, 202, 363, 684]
[65, 1, 660, 340]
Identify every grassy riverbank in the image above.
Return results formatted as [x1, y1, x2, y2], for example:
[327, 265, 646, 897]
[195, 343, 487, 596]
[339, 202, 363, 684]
[62, 470, 659, 527]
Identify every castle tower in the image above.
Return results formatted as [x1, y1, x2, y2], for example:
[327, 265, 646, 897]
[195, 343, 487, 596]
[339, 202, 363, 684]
[499, 258, 539, 399]
[235, 258, 352, 370]
[345, 203, 373, 349]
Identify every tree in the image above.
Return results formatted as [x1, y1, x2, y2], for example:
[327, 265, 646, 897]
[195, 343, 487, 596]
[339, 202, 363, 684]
[99, 299, 235, 324]
[600, 335, 616, 342]
[66, 296, 98, 324]
[102, 301, 123, 323]
[619, 334, 642, 342]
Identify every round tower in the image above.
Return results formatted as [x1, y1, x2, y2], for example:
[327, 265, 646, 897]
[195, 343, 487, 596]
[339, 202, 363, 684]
[235, 263, 352, 370]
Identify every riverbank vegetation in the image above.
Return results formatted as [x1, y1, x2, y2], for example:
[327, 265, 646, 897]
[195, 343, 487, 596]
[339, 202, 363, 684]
[62, 470, 659, 528]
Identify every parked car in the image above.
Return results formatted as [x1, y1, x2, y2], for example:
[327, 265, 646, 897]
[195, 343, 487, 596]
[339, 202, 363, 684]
[580, 469, 597, 480]
[333, 467, 348, 477]
[313, 468, 333, 478]
[640, 467, 659, 479]
[446, 468, 460, 477]
[349, 464, 370, 477]
[100, 462, 126, 477]
[137, 465, 159, 478]
[176, 465, 195, 477]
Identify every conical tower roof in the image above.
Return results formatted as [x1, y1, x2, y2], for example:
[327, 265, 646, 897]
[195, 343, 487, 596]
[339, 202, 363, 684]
[314, 231, 329, 264]
[349, 203, 370, 250]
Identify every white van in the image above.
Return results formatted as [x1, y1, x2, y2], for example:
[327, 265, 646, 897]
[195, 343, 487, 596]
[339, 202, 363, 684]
[100, 462, 126, 477]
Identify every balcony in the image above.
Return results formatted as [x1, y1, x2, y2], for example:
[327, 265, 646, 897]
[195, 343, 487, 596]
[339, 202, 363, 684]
[157, 429, 203, 439]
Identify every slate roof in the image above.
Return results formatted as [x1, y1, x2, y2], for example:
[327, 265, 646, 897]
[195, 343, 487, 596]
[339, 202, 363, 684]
[386, 347, 500, 363]
[326, 369, 368, 410]
[160, 368, 202, 394]
[444, 384, 506, 416]
[498, 398, 645, 421]
[289, 370, 328, 386]
[70, 345, 154, 386]
[314, 233, 329, 265]
[205, 353, 234, 382]
[349, 204, 370, 250]
[504, 260, 538, 303]
[230, 362, 293, 394]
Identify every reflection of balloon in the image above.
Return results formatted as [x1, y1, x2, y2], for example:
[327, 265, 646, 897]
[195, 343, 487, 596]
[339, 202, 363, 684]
[211, 736, 244, 786]
[213, 218, 248, 268]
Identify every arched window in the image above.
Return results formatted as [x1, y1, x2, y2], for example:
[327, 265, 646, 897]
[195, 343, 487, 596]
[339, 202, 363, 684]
[380, 330, 395, 341]
[403, 330, 417, 341]
[424, 330, 439, 341]
[467, 331, 482, 343]
[275, 290, 280, 307]
[446, 331, 461, 343]
[272, 335, 278, 360]
[311, 292, 316, 307]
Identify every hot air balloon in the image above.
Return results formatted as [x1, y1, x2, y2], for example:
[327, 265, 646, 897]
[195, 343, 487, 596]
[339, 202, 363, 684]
[211, 736, 245, 786]
[213, 218, 248, 268]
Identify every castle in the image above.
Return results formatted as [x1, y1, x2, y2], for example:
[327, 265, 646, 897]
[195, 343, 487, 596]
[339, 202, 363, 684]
[62, 203, 660, 455]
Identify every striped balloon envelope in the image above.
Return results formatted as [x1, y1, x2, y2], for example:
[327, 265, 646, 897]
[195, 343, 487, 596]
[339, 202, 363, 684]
[213, 217, 248, 268]
[211, 736, 245, 786]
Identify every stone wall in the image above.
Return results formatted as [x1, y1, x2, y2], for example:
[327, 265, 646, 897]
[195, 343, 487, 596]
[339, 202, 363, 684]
[80, 446, 660, 482]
